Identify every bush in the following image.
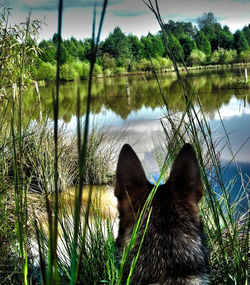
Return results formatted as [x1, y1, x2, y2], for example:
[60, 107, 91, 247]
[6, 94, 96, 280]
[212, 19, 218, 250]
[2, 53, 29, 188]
[60, 62, 79, 81]
[103, 68, 113, 77]
[93, 64, 103, 77]
[152, 58, 161, 71]
[114, 67, 126, 75]
[188, 49, 207, 66]
[239, 49, 250, 62]
[138, 58, 152, 71]
[219, 49, 237, 64]
[36, 62, 56, 82]
[81, 61, 90, 79]
[157, 57, 173, 70]
[210, 50, 220, 64]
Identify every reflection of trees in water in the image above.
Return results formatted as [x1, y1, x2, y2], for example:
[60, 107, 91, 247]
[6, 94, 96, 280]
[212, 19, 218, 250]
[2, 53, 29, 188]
[9, 72, 250, 123]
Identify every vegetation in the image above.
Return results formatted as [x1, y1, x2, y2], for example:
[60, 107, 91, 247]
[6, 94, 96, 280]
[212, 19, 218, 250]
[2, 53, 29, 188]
[0, 1, 249, 285]
[33, 10, 250, 82]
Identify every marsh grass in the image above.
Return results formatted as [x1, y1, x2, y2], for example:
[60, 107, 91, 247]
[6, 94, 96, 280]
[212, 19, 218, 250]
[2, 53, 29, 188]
[0, 0, 249, 284]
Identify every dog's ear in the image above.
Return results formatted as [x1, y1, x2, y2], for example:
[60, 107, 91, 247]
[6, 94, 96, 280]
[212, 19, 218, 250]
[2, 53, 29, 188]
[116, 144, 147, 190]
[169, 143, 203, 203]
[115, 144, 148, 247]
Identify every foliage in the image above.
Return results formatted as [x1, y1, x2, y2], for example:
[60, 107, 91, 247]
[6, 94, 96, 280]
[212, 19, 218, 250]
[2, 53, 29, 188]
[234, 30, 249, 54]
[0, 6, 41, 88]
[165, 32, 184, 62]
[218, 49, 237, 64]
[179, 34, 197, 61]
[217, 26, 234, 50]
[196, 31, 211, 56]
[163, 19, 197, 39]
[242, 24, 250, 46]
[188, 49, 207, 66]
[34, 14, 250, 82]
[60, 62, 79, 81]
[101, 26, 130, 66]
[239, 49, 250, 63]
[35, 62, 56, 81]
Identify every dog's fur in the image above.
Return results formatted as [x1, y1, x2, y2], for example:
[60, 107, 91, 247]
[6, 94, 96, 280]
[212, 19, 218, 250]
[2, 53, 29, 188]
[115, 143, 209, 284]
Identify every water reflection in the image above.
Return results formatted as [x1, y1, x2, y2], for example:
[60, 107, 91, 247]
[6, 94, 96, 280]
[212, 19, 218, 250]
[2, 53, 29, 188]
[5, 68, 250, 166]
[17, 68, 250, 124]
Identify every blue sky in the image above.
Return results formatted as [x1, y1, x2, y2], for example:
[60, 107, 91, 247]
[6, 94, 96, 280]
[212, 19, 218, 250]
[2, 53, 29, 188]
[8, 0, 250, 41]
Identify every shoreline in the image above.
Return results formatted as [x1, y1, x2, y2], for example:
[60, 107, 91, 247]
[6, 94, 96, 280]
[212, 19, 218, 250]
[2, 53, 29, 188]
[36, 62, 250, 86]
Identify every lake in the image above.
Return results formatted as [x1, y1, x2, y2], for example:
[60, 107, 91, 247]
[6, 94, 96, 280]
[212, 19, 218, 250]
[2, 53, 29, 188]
[23, 67, 250, 205]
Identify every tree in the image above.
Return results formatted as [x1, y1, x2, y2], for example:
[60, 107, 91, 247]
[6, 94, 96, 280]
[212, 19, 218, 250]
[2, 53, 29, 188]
[197, 12, 222, 50]
[234, 30, 249, 54]
[165, 32, 184, 62]
[163, 20, 197, 39]
[243, 24, 250, 45]
[39, 40, 56, 63]
[140, 34, 154, 58]
[217, 26, 234, 50]
[179, 34, 197, 61]
[197, 12, 217, 31]
[195, 32, 211, 56]
[127, 34, 144, 61]
[101, 26, 130, 66]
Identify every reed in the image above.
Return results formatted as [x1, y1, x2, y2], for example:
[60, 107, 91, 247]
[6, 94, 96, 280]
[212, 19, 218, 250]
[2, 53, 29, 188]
[0, 0, 249, 284]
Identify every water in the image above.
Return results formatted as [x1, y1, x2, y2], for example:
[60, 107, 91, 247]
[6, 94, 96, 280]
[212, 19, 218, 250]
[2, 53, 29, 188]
[23, 67, 250, 204]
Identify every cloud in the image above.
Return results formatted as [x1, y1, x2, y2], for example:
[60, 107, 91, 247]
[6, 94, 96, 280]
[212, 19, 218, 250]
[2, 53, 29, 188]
[112, 10, 146, 17]
[17, 0, 123, 11]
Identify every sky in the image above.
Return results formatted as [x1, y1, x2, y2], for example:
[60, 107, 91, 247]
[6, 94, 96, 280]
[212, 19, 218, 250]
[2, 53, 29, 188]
[6, 0, 250, 41]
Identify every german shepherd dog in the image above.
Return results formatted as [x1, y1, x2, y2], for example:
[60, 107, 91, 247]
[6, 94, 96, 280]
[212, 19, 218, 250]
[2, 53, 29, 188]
[115, 143, 209, 284]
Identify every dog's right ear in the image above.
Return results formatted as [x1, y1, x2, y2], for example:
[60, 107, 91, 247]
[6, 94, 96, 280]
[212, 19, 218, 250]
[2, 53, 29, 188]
[115, 144, 147, 195]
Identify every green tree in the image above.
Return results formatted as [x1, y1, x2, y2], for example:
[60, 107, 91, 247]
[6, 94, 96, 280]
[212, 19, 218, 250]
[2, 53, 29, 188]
[243, 24, 250, 45]
[164, 32, 184, 62]
[141, 34, 154, 58]
[127, 34, 144, 61]
[163, 20, 197, 39]
[197, 12, 222, 50]
[195, 31, 211, 56]
[179, 34, 197, 61]
[39, 40, 56, 63]
[234, 30, 249, 53]
[217, 26, 234, 50]
[101, 26, 130, 66]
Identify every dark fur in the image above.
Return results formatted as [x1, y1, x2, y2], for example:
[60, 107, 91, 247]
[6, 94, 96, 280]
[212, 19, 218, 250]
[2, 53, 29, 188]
[115, 143, 209, 284]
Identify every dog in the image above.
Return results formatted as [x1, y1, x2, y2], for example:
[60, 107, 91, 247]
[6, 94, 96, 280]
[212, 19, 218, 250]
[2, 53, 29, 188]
[115, 143, 209, 284]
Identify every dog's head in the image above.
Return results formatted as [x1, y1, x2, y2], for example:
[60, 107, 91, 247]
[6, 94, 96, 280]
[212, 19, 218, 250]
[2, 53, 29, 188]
[115, 143, 204, 246]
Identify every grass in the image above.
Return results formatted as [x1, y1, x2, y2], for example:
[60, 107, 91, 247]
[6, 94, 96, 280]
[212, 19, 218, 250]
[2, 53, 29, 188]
[0, 0, 249, 284]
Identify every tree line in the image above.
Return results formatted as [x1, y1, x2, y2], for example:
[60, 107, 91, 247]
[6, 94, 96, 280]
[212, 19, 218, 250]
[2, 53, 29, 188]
[36, 12, 250, 82]
[1, 6, 250, 84]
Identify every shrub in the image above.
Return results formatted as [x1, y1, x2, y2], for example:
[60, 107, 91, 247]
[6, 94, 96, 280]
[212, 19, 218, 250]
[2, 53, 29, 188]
[239, 49, 250, 62]
[157, 56, 173, 70]
[114, 66, 126, 75]
[82, 61, 90, 79]
[210, 50, 220, 64]
[60, 62, 79, 81]
[103, 68, 113, 77]
[93, 63, 103, 77]
[219, 49, 237, 64]
[138, 58, 152, 71]
[152, 58, 161, 71]
[35, 62, 56, 82]
[188, 49, 207, 66]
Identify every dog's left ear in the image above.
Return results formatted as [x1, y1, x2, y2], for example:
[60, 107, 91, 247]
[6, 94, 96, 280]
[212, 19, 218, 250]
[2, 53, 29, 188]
[169, 143, 203, 203]
[116, 144, 147, 190]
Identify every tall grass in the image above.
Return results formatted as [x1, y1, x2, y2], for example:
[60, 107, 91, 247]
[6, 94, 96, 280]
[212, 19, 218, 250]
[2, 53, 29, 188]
[0, 0, 249, 284]
[141, 1, 249, 284]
